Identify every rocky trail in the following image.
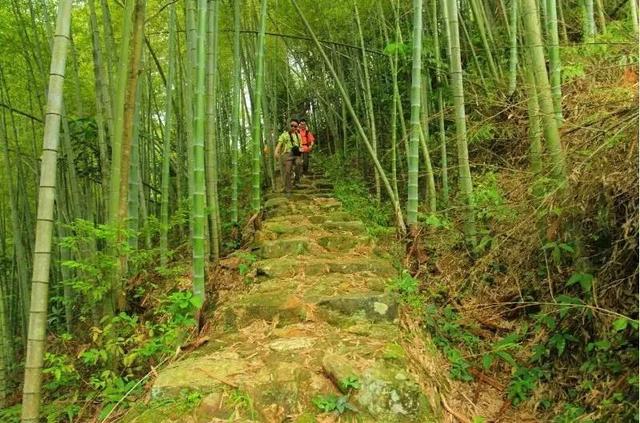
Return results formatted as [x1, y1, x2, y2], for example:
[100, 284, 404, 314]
[124, 171, 440, 422]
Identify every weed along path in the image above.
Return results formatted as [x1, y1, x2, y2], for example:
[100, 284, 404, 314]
[125, 171, 442, 422]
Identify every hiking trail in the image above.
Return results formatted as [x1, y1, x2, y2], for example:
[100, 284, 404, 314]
[126, 170, 441, 422]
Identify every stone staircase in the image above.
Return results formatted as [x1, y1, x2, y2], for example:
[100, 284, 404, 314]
[125, 172, 438, 422]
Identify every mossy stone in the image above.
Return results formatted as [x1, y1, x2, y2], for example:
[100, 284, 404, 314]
[317, 293, 397, 322]
[265, 197, 289, 209]
[259, 238, 309, 258]
[322, 220, 366, 234]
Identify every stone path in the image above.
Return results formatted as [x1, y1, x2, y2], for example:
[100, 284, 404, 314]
[127, 172, 438, 422]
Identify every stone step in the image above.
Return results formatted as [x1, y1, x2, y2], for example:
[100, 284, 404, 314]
[255, 256, 396, 279]
[258, 238, 309, 258]
[317, 292, 398, 322]
[317, 233, 372, 252]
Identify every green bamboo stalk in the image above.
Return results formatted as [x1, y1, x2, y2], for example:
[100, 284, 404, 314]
[250, 0, 267, 214]
[433, 0, 449, 208]
[0, 275, 7, 407]
[595, 0, 606, 34]
[407, 0, 422, 230]
[469, 0, 500, 80]
[376, 0, 400, 200]
[521, 0, 566, 181]
[508, 0, 519, 96]
[192, 0, 208, 305]
[108, 0, 135, 225]
[231, 0, 241, 225]
[546, 0, 562, 124]
[185, 0, 196, 233]
[115, 0, 146, 310]
[206, 0, 221, 260]
[128, 76, 144, 249]
[160, 2, 176, 267]
[446, 0, 477, 245]
[557, 0, 569, 43]
[420, 74, 437, 213]
[292, 0, 407, 233]
[100, 0, 117, 92]
[20, 1, 72, 421]
[459, 11, 488, 90]
[0, 106, 29, 336]
[630, 0, 638, 34]
[88, 0, 111, 206]
[354, 1, 381, 203]
[583, 0, 596, 39]
[523, 50, 542, 175]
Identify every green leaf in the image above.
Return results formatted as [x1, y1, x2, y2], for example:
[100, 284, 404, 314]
[495, 351, 517, 367]
[612, 318, 628, 332]
[482, 354, 494, 370]
[565, 272, 593, 293]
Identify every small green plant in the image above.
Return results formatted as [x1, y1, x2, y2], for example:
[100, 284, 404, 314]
[507, 366, 542, 405]
[176, 389, 204, 412]
[482, 332, 520, 370]
[553, 404, 591, 423]
[389, 271, 421, 308]
[312, 394, 357, 414]
[228, 389, 256, 419]
[339, 375, 361, 391]
[42, 352, 80, 392]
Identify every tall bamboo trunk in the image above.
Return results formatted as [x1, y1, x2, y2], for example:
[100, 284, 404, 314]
[206, 0, 221, 260]
[231, 0, 241, 226]
[115, 0, 146, 310]
[407, 0, 423, 231]
[446, 0, 477, 246]
[432, 0, 449, 209]
[508, 0, 519, 96]
[521, 0, 566, 181]
[630, 0, 639, 34]
[160, 3, 176, 267]
[546, 0, 562, 124]
[250, 0, 267, 214]
[354, 2, 381, 203]
[20, 1, 72, 421]
[191, 0, 208, 305]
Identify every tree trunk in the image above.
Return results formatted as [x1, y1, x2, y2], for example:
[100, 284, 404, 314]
[446, 0, 477, 246]
[521, 0, 566, 181]
[20, 1, 72, 421]
[206, 0, 221, 260]
[251, 0, 267, 214]
[160, 2, 176, 267]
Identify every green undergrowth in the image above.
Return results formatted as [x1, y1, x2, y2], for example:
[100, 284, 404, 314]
[391, 271, 639, 422]
[0, 220, 200, 422]
[323, 154, 395, 239]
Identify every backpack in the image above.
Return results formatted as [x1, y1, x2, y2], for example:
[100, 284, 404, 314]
[289, 132, 301, 156]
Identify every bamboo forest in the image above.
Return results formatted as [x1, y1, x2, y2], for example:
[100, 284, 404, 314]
[0, 0, 638, 421]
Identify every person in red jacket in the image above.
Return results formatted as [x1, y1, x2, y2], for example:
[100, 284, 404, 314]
[299, 118, 316, 175]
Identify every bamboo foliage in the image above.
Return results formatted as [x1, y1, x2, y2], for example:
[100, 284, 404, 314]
[20, 1, 73, 421]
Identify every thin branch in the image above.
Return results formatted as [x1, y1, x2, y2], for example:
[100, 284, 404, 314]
[0, 103, 43, 123]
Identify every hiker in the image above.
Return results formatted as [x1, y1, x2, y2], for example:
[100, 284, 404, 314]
[299, 118, 316, 175]
[274, 118, 303, 193]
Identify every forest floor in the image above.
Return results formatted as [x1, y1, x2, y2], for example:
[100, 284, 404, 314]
[121, 171, 446, 422]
